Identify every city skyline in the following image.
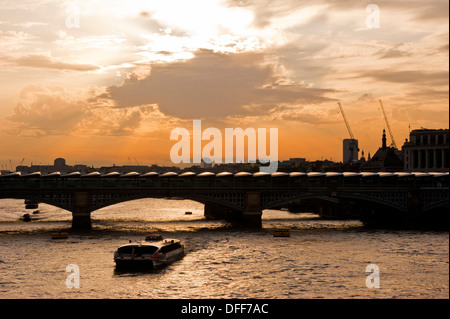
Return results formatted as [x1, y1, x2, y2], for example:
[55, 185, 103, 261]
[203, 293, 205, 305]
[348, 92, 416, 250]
[0, 0, 448, 167]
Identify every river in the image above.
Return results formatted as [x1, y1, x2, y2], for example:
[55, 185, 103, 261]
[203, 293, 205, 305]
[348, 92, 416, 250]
[0, 198, 448, 299]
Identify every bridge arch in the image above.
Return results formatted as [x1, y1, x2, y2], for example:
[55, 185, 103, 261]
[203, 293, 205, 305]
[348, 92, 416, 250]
[423, 199, 449, 212]
[262, 193, 407, 213]
[0, 195, 73, 212]
[89, 194, 243, 214]
[0, 192, 248, 229]
[88, 193, 247, 225]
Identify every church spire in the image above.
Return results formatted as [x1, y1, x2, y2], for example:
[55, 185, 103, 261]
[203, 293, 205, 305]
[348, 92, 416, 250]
[382, 129, 387, 148]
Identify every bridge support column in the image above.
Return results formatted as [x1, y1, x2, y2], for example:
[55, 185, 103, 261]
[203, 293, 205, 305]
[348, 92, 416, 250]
[242, 192, 262, 228]
[204, 192, 262, 228]
[204, 202, 241, 221]
[72, 192, 91, 231]
[407, 189, 423, 226]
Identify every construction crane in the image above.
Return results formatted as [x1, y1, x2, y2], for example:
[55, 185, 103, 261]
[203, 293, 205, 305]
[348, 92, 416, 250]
[338, 102, 359, 163]
[378, 99, 397, 148]
[338, 102, 355, 140]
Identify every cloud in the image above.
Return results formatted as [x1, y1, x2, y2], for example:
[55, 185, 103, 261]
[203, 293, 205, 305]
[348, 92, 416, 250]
[3, 85, 175, 138]
[357, 69, 449, 86]
[55, 32, 128, 51]
[81, 105, 166, 137]
[4, 85, 90, 136]
[410, 1, 449, 22]
[13, 21, 49, 28]
[98, 49, 336, 119]
[226, 0, 449, 27]
[0, 30, 38, 51]
[265, 104, 340, 125]
[1, 54, 101, 71]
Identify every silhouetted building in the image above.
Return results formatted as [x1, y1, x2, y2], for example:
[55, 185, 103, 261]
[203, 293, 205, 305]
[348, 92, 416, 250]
[402, 128, 449, 172]
[16, 158, 92, 174]
[54, 157, 66, 169]
[360, 150, 366, 162]
[361, 130, 403, 172]
[289, 158, 306, 167]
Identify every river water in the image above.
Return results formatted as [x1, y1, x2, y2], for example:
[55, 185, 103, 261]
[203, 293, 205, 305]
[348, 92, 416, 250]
[0, 198, 448, 299]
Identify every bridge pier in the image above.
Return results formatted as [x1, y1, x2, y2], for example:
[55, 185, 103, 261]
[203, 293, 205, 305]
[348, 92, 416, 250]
[72, 212, 91, 231]
[242, 192, 262, 228]
[204, 202, 238, 220]
[204, 192, 262, 228]
[407, 190, 423, 224]
[71, 192, 92, 231]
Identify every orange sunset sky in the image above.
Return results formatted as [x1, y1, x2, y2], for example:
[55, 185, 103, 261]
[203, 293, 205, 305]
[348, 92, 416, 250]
[0, 0, 448, 168]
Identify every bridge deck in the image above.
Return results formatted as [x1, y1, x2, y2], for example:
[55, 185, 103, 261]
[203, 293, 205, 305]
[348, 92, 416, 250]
[1, 171, 448, 230]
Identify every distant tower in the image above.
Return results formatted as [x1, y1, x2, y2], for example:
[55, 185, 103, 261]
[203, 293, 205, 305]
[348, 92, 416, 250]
[382, 129, 387, 148]
[343, 139, 359, 163]
[54, 158, 66, 168]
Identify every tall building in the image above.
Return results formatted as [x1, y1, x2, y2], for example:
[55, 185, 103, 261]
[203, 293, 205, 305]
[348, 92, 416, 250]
[402, 128, 449, 172]
[343, 139, 359, 163]
[54, 157, 67, 169]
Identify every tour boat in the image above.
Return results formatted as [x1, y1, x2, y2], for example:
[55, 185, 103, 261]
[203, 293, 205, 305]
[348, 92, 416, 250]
[114, 235, 184, 269]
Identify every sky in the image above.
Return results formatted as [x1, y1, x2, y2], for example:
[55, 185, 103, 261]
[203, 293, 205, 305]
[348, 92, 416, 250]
[0, 0, 448, 168]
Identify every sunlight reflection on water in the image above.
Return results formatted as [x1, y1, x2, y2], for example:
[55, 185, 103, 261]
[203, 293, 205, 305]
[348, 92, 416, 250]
[0, 198, 448, 299]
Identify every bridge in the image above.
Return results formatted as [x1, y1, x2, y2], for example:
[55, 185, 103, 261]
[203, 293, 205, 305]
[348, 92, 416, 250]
[0, 171, 448, 230]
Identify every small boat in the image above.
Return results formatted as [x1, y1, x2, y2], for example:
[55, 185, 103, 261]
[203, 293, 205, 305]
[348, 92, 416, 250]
[24, 200, 39, 209]
[114, 235, 184, 269]
[273, 229, 290, 237]
[185, 211, 192, 215]
[51, 232, 69, 239]
[32, 210, 40, 214]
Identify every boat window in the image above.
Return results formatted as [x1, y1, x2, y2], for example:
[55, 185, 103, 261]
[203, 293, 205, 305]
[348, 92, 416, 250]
[135, 246, 158, 255]
[118, 246, 133, 254]
[160, 245, 169, 254]
[117, 245, 158, 255]
[161, 242, 181, 253]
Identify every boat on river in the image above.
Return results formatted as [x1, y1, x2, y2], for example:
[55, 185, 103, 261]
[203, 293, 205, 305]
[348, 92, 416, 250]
[114, 235, 184, 269]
